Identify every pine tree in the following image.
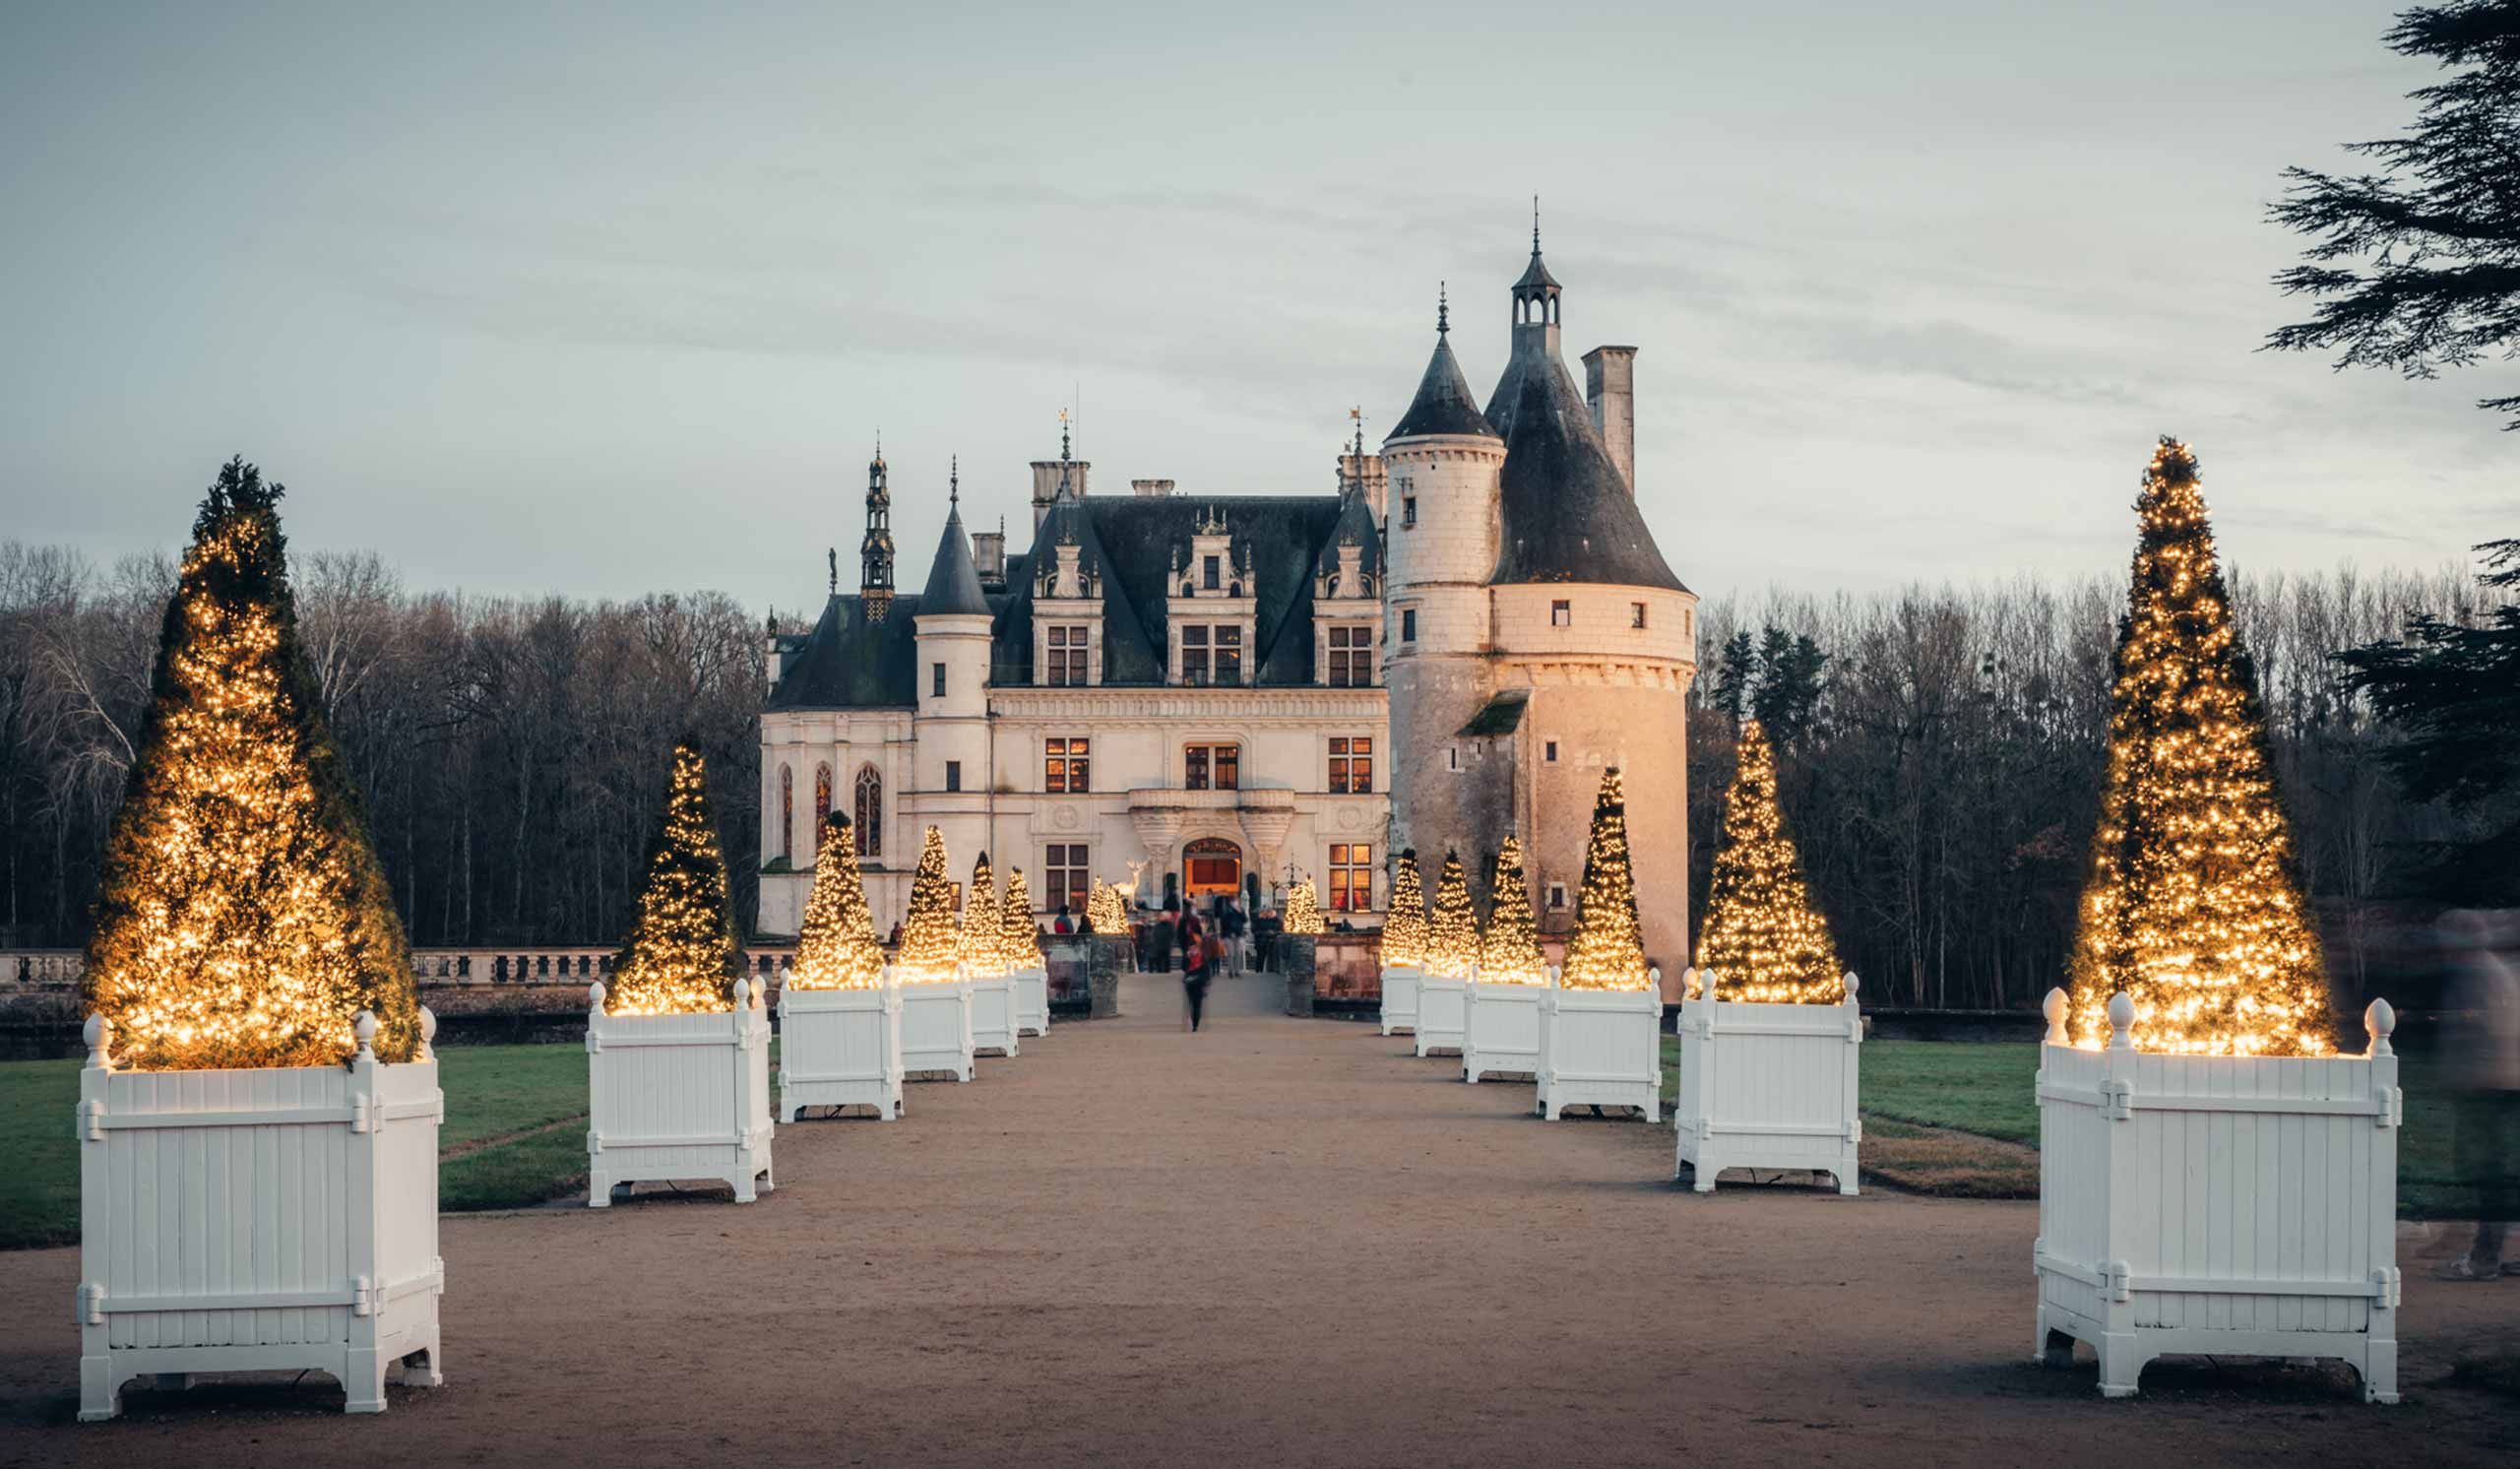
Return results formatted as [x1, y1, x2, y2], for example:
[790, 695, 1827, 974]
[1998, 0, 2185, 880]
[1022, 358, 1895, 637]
[897, 826, 962, 982]
[1001, 866, 1042, 970]
[81, 459, 421, 1069]
[1284, 878, 1325, 935]
[1479, 836, 1546, 985]
[1695, 720, 1845, 1002]
[789, 812, 884, 990]
[608, 738, 744, 1014]
[2067, 439, 2332, 1055]
[1088, 879, 1127, 936]
[960, 853, 1003, 978]
[1423, 852, 1479, 979]
[1379, 849, 1427, 968]
[1560, 768, 1650, 990]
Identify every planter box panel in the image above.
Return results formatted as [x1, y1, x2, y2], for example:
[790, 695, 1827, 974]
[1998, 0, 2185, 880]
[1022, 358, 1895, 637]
[1414, 976, 1467, 1056]
[1379, 967, 1419, 1036]
[1536, 986, 1661, 1120]
[586, 993, 774, 1205]
[970, 976, 1020, 1057]
[898, 982, 976, 1080]
[778, 986, 904, 1120]
[1013, 967, 1049, 1037]
[1464, 982, 1543, 1082]
[1674, 991, 1860, 1193]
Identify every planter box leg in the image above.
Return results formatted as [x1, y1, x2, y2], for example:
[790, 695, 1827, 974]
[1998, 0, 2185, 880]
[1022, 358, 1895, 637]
[345, 1347, 390, 1415]
[78, 1356, 119, 1423]
[2097, 1333, 2148, 1399]
[396, 1339, 445, 1388]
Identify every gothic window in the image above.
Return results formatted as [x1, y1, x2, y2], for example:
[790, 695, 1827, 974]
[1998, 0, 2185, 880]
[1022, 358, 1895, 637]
[779, 766, 793, 862]
[852, 766, 882, 859]
[1184, 742, 1239, 792]
[1045, 736, 1091, 794]
[813, 764, 833, 852]
[1328, 843, 1372, 911]
[1327, 624, 1372, 686]
[1328, 736, 1373, 795]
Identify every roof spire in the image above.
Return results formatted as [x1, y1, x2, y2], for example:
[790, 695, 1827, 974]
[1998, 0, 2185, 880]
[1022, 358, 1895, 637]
[1351, 405, 1365, 460]
[949, 455, 960, 509]
[1532, 195, 1542, 255]
[872, 427, 882, 466]
[828, 547, 837, 594]
[1059, 406, 1071, 463]
[1437, 280, 1449, 335]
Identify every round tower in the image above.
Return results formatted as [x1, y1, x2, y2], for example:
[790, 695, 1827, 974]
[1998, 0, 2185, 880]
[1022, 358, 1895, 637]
[913, 458, 995, 870]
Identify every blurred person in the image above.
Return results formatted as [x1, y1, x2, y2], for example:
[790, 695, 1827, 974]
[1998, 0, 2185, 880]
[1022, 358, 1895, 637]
[1052, 905, 1074, 936]
[2435, 910, 2520, 1281]
[1178, 906, 1211, 1032]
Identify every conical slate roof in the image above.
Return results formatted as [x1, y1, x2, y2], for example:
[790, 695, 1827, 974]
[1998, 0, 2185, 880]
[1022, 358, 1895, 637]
[919, 504, 991, 615]
[1488, 348, 1684, 592]
[1513, 247, 1560, 292]
[1388, 330, 1498, 441]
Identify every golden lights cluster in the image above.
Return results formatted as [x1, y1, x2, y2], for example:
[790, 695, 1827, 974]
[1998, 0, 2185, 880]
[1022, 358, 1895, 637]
[1379, 850, 1427, 968]
[1695, 721, 1845, 1003]
[896, 825, 964, 983]
[1478, 836, 1546, 986]
[960, 854, 1005, 980]
[1559, 768, 1651, 991]
[82, 462, 421, 1069]
[1284, 878, 1326, 936]
[2066, 438, 2332, 1056]
[1422, 852, 1480, 979]
[1087, 879, 1128, 935]
[788, 812, 885, 990]
[607, 740, 745, 1015]
[1001, 867, 1042, 970]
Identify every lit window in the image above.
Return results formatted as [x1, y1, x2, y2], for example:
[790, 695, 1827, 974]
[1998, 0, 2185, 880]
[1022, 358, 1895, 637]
[1328, 735, 1373, 795]
[1328, 843, 1373, 911]
[1045, 843, 1089, 914]
[1185, 743, 1239, 791]
[1045, 736, 1091, 794]
[1551, 600, 1571, 627]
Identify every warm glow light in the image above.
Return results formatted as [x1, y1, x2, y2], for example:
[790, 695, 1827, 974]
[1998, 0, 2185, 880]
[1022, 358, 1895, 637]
[2066, 438, 2333, 1056]
[895, 826, 963, 984]
[1422, 853, 1478, 979]
[1559, 768, 1651, 990]
[960, 854, 1005, 979]
[606, 739, 743, 1015]
[788, 811, 884, 990]
[1001, 867, 1042, 970]
[1696, 720, 1845, 1003]
[1379, 850, 1427, 968]
[1478, 836, 1546, 985]
[1087, 879, 1128, 936]
[1284, 878, 1326, 936]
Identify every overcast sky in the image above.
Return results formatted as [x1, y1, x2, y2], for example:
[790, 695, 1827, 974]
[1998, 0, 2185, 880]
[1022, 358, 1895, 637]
[3, 1, 2509, 618]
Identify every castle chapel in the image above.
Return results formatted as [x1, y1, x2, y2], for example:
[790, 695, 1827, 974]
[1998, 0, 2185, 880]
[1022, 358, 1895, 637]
[759, 229, 1697, 987]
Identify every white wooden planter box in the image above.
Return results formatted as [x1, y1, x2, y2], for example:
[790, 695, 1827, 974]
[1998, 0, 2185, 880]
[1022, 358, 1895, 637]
[1673, 970, 1861, 1193]
[970, 972, 1020, 1057]
[2032, 990, 2402, 1403]
[77, 1010, 446, 1422]
[898, 976, 976, 1081]
[1536, 971, 1662, 1120]
[777, 979, 904, 1121]
[1414, 973, 1468, 1057]
[1379, 965, 1420, 1037]
[1012, 965, 1049, 1037]
[1463, 977, 1544, 1082]
[586, 980, 775, 1206]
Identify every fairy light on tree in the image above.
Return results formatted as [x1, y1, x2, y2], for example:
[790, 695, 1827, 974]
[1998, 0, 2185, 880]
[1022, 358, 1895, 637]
[896, 826, 962, 983]
[1380, 849, 1427, 968]
[1001, 866, 1041, 970]
[1087, 879, 1127, 936]
[1422, 852, 1479, 979]
[1696, 720, 1845, 1003]
[1479, 836, 1546, 985]
[1284, 878, 1325, 936]
[81, 458, 421, 1069]
[2067, 437, 2332, 1055]
[788, 811, 884, 990]
[606, 738, 744, 1015]
[1559, 767, 1650, 991]
[960, 853, 1004, 979]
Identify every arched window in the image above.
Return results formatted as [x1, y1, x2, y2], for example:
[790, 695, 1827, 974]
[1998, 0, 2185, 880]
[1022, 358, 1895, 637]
[779, 766, 793, 862]
[813, 764, 833, 853]
[853, 766, 882, 859]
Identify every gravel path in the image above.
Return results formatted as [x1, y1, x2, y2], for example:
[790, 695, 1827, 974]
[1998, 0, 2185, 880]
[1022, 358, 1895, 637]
[3, 970, 2514, 1465]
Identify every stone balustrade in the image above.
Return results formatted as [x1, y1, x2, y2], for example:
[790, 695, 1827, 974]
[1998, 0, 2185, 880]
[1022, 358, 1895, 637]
[3, 946, 803, 991]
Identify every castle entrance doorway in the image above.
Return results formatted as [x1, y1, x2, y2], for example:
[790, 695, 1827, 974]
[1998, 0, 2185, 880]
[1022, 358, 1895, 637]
[1181, 837, 1242, 903]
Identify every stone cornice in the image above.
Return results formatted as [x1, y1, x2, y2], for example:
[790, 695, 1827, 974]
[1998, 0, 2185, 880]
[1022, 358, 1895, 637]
[987, 687, 1387, 720]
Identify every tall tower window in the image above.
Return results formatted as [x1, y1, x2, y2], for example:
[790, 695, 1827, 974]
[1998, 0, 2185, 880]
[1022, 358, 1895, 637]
[1631, 602, 1648, 629]
[1401, 608, 1417, 644]
[1402, 496, 1417, 529]
[931, 662, 946, 698]
[945, 760, 963, 794]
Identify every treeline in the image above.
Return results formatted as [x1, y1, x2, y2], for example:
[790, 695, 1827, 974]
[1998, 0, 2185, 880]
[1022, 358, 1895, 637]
[1684, 563, 2489, 1014]
[0, 542, 761, 950]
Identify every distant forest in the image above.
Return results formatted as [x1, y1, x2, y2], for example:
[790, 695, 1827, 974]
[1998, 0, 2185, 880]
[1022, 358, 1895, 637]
[0, 539, 2485, 1011]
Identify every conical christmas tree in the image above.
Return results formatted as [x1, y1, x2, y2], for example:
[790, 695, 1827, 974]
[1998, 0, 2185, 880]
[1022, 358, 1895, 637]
[789, 811, 884, 990]
[961, 853, 1004, 978]
[1696, 720, 1844, 1003]
[2067, 438, 2331, 1055]
[1423, 852, 1479, 980]
[1380, 849, 1427, 969]
[1088, 879, 1126, 936]
[1479, 836, 1546, 985]
[1001, 867, 1041, 970]
[897, 826, 962, 982]
[608, 739, 744, 1015]
[1284, 877, 1325, 935]
[82, 459, 421, 1069]
[1560, 767, 1650, 990]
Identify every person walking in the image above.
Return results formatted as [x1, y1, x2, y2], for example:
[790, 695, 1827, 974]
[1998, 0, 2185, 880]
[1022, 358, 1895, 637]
[2436, 910, 2520, 1281]
[1178, 907, 1212, 1032]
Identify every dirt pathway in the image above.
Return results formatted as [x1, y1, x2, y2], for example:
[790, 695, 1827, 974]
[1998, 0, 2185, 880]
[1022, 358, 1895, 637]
[2, 971, 2513, 1466]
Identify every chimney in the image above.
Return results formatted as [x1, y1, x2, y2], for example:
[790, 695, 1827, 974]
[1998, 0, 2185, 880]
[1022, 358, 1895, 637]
[1582, 345, 1637, 494]
[972, 524, 1008, 591]
[1029, 458, 1090, 531]
[1131, 479, 1174, 498]
[1338, 450, 1387, 524]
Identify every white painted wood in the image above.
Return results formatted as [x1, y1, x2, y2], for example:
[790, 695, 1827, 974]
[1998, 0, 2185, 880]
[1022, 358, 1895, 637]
[585, 981, 776, 1207]
[1378, 965, 1420, 1036]
[777, 978, 904, 1121]
[1414, 973, 1467, 1057]
[1672, 968, 1861, 1194]
[898, 975, 976, 1081]
[1011, 965, 1050, 1037]
[2032, 988, 2402, 1403]
[78, 1009, 447, 1422]
[1462, 977, 1544, 1082]
[969, 972, 1020, 1057]
[1535, 968, 1662, 1120]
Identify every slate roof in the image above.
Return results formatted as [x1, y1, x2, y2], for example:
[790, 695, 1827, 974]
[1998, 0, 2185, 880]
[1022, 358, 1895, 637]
[767, 594, 927, 709]
[918, 504, 991, 615]
[1485, 341, 1685, 593]
[1387, 330, 1498, 441]
[1513, 247, 1561, 293]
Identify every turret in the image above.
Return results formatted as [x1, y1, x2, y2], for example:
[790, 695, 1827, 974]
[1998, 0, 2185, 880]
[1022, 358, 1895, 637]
[861, 444, 895, 621]
[914, 459, 993, 813]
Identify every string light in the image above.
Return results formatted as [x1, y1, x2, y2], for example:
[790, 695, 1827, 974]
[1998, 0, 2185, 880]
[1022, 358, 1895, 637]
[896, 826, 963, 983]
[606, 739, 744, 1015]
[1379, 850, 1427, 968]
[1000, 867, 1042, 970]
[1422, 853, 1479, 979]
[82, 459, 422, 1069]
[2066, 438, 2333, 1056]
[1284, 878, 1326, 936]
[960, 853, 1004, 979]
[1696, 720, 1845, 1003]
[1478, 836, 1546, 985]
[1560, 768, 1651, 990]
[1087, 878, 1128, 935]
[788, 812, 883, 990]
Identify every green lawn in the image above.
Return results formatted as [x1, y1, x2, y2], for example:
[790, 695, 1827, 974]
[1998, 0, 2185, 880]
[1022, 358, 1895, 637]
[0, 1043, 595, 1250]
[1660, 1035, 2465, 1213]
